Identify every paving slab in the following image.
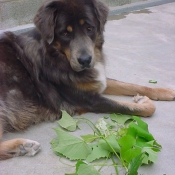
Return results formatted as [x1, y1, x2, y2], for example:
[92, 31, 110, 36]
[0, 2, 175, 175]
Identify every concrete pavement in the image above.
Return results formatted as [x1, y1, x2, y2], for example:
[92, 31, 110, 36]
[0, 2, 175, 175]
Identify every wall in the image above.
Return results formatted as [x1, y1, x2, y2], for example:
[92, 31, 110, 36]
[0, 0, 45, 29]
[0, 0, 145, 30]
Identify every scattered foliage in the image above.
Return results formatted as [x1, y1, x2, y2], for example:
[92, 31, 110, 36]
[51, 111, 162, 175]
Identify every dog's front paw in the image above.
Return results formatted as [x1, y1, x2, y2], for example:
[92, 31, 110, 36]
[18, 139, 41, 157]
[133, 94, 156, 117]
[161, 88, 175, 101]
[133, 94, 150, 104]
[151, 88, 175, 101]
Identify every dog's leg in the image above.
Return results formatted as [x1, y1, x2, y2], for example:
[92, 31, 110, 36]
[89, 94, 156, 117]
[0, 138, 41, 160]
[0, 124, 41, 160]
[59, 85, 156, 117]
[103, 78, 175, 101]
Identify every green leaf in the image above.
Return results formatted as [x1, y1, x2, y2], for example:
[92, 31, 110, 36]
[86, 144, 110, 163]
[110, 113, 133, 124]
[95, 118, 109, 135]
[127, 153, 144, 175]
[81, 134, 97, 143]
[77, 164, 100, 175]
[153, 140, 162, 150]
[121, 147, 142, 164]
[135, 138, 154, 148]
[50, 137, 63, 156]
[128, 123, 154, 141]
[106, 121, 116, 130]
[118, 127, 128, 137]
[149, 80, 157, 84]
[52, 128, 91, 160]
[50, 137, 59, 149]
[104, 116, 109, 119]
[118, 135, 136, 151]
[142, 147, 159, 163]
[99, 135, 120, 153]
[118, 135, 142, 165]
[58, 110, 77, 131]
[141, 153, 149, 164]
[132, 116, 149, 132]
[75, 160, 86, 173]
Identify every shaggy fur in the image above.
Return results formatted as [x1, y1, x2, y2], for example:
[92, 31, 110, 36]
[0, 0, 175, 160]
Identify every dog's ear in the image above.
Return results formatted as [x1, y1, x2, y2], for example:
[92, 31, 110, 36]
[93, 0, 109, 33]
[34, 1, 62, 44]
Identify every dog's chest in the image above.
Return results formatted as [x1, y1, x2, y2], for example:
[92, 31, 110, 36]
[94, 62, 107, 93]
[74, 62, 107, 93]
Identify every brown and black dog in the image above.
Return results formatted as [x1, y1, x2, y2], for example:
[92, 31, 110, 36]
[0, 0, 175, 160]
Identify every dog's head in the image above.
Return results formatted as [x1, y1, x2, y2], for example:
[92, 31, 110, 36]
[34, 0, 108, 72]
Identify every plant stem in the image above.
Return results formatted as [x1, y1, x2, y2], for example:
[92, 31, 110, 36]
[98, 153, 111, 172]
[74, 117, 101, 135]
[102, 137, 128, 172]
[59, 157, 75, 167]
[111, 155, 119, 175]
[102, 137, 121, 161]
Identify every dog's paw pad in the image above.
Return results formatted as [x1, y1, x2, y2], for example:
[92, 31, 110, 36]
[19, 140, 41, 156]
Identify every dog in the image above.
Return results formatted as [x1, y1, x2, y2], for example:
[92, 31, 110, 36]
[0, 0, 175, 160]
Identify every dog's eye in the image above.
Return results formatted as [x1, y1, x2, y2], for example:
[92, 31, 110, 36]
[62, 32, 69, 37]
[60, 31, 71, 40]
[87, 26, 93, 33]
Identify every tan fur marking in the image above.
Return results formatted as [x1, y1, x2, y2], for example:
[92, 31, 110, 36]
[64, 49, 71, 60]
[54, 42, 61, 51]
[94, 47, 101, 62]
[77, 108, 89, 115]
[80, 19, 85, 25]
[104, 79, 152, 96]
[67, 26, 73, 32]
[75, 82, 101, 92]
[95, 34, 102, 48]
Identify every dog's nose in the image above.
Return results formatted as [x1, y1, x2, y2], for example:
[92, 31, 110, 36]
[78, 55, 92, 68]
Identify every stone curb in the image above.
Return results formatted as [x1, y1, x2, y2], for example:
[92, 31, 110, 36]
[109, 0, 175, 15]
